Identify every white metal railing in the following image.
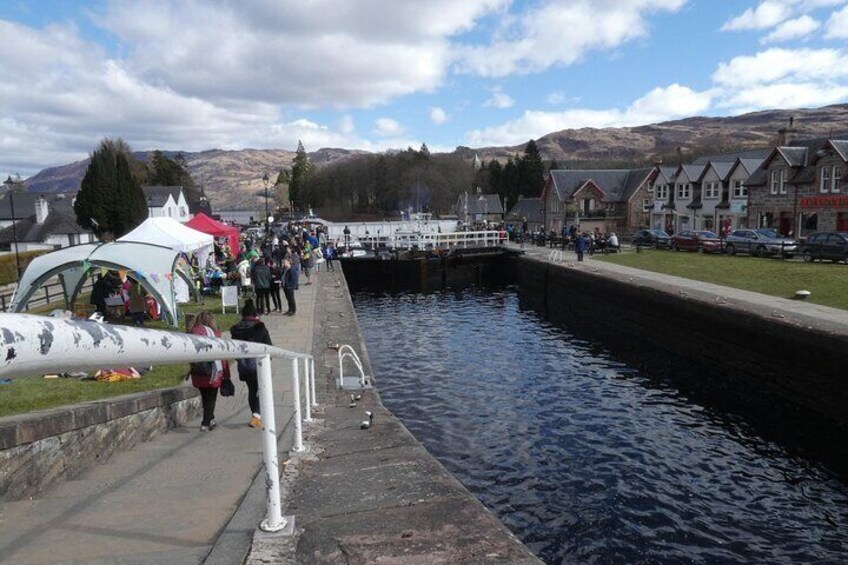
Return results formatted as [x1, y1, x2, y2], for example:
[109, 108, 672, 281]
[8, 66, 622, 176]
[390, 230, 504, 251]
[337, 344, 370, 389]
[548, 250, 563, 262]
[0, 313, 316, 534]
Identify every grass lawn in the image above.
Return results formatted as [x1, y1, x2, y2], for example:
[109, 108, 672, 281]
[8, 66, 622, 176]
[595, 249, 848, 310]
[0, 293, 245, 418]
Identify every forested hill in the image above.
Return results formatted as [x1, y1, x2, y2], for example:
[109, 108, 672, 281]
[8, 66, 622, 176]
[20, 104, 848, 212]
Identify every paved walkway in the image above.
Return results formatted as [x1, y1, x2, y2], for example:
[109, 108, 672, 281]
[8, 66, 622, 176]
[0, 276, 321, 564]
[512, 242, 848, 335]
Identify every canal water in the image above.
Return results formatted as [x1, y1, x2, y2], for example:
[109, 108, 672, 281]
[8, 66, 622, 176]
[352, 286, 848, 564]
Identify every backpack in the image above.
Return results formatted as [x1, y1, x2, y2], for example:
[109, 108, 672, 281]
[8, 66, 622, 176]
[237, 357, 258, 375]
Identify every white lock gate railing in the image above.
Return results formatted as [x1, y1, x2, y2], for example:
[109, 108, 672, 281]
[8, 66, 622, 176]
[0, 313, 317, 533]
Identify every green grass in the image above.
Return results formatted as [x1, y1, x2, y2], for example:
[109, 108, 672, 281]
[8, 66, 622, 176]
[595, 249, 848, 310]
[0, 293, 246, 418]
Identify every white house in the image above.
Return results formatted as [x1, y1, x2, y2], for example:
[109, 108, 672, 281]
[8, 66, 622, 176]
[0, 193, 97, 253]
[143, 185, 190, 222]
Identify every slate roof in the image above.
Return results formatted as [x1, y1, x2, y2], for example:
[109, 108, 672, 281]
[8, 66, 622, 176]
[142, 185, 183, 207]
[549, 168, 653, 202]
[454, 193, 503, 215]
[0, 192, 76, 221]
[0, 207, 87, 244]
[676, 164, 705, 182]
[692, 148, 771, 165]
[505, 197, 543, 223]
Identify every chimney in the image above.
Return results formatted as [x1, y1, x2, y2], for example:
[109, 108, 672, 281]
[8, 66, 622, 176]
[35, 196, 49, 224]
[777, 116, 796, 146]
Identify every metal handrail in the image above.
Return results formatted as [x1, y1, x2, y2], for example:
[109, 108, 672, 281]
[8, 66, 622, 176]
[390, 230, 503, 251]
[0, 312, 314, 534]
[548, 250, 563, 262]
[337, 344, 369, 389]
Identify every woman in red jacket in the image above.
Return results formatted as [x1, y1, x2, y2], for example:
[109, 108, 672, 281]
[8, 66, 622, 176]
[189, 311, 229, 431]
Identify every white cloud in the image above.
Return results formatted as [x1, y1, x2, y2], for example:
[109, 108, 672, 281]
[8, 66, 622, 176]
[825, 5, 848, 37]
[721, 1, 794, 31]
[455, 0, 687, 77]
[373, 118, 405, 137]
[466, 84, 712, 146]
[762, 15, 820, 42]
[711, 48, 848, 87]
[484, 87, 515, 108]
[429, 107, 449, 124]
[338, 115, 356, 135]
[547, 92, 565, 105]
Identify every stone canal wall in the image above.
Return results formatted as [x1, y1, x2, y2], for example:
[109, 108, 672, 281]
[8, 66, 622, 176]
[506, 254, 848, 427]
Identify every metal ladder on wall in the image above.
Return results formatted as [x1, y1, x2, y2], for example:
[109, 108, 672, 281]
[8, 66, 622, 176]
[337, 344, 372, 390]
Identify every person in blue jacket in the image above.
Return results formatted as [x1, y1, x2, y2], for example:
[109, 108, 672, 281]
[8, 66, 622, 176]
[574, 232, 588, 262]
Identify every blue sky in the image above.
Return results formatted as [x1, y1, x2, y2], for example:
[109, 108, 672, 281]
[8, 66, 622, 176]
[4, 0, 848, 179]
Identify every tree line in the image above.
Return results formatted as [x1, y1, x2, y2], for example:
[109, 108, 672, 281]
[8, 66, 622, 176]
[284, 139, 549, 219]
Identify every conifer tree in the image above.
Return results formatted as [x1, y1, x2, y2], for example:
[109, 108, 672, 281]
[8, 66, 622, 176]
[519, 139, 545, 198]
[74, 138, 147, 239]
[289, 141, 312, 209]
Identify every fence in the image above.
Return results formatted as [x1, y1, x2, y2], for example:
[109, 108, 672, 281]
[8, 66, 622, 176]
[0, 313, 315, 533]
[0, 277, 95, 313]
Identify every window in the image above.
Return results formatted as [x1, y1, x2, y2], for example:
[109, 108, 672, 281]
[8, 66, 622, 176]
[676, 183, 691, 199]
[733, 179, 747, 198]
[180, 206, 187, 216]
[770, 170, 784, 195]
[704, 181, 720, 199]
[656, 184, 669, 200]
[821, 166, 831, 193]
[833, 166, 841, 193]
[642, 199, 652, 212]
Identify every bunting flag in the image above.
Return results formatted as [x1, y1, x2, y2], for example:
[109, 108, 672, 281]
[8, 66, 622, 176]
[164, 273, 173, 281]
[100, 267, 109, 277]
[82, 260, 92, 271]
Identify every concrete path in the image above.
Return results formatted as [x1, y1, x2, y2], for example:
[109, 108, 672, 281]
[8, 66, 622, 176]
[0, 276, 319, 564]
[513, 242, 848, 335]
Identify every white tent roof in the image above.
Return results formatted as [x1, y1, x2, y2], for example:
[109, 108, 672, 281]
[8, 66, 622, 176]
[11, 241, 192, 325]
[118, 216, 213, 255]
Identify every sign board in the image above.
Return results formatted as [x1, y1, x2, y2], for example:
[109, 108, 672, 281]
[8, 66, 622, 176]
[221, 285, 239, 314]
[730, 201, 747, 214]
[799, 195, 848, 208]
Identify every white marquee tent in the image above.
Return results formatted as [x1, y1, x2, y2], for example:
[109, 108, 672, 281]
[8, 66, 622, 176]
[10, 241, 193, 326]
[118, 217, 214, 268]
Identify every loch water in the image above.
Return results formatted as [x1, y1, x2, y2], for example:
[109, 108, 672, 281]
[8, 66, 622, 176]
[352, 286, 848, 564]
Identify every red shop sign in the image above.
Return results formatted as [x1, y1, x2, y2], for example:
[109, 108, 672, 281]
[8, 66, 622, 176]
[799, 195, 848, 208]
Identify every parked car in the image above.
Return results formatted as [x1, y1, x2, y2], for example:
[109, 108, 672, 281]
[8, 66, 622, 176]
[631, 228, 671, 249]
[801, 232, 848, 263]
[670, 230, 723, 253]
[723, 229, 797, 258]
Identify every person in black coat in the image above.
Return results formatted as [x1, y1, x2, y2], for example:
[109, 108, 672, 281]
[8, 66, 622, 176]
[229, 299, 272, 428]
[282, 258, 297, 316]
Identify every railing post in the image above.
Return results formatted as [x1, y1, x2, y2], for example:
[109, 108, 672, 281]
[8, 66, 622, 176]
[257, 354, 286, 532]
[302, 357, 312, 423]
[291, 358, 305, 452]
[310, 357, 317, 407]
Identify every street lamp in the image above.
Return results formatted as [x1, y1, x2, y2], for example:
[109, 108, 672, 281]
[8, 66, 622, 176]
[262, 173, 270, 238]
[3, 176, 22, 280]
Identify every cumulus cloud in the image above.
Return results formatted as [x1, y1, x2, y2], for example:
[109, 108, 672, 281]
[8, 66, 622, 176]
[455, 0, 687, 77]
[721, 1, 794, 30]
[825, 5, 848, 37]
[466, 84, 711, 146]
[484, 87, 515, 108]
[762, 15, 820, 42]
[429, 107, 449, 124]
[373, 118, 405, 137]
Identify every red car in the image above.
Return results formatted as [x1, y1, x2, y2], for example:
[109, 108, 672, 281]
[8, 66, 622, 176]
[670, 230, 723, 253]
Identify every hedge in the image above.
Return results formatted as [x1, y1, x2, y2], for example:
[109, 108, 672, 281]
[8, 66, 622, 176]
[0, 250, 50, 286]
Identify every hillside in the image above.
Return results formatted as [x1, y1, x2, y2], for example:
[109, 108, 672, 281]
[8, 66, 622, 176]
[22, 104, 848, 209]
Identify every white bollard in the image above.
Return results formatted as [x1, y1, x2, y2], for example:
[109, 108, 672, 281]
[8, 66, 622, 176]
[257, 354, 286, 532]
[291, 358, 305, 452]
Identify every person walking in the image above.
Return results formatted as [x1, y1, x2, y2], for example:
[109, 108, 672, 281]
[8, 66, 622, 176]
[188, 311, 228, 431]
[251, 258, 273, 315]
[229, 299, 272, 428]
[324, 242, 335, 271]
[282, 258, 297, 316]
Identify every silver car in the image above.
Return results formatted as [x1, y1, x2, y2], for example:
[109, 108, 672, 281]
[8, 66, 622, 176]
[724, 229, 797, 258]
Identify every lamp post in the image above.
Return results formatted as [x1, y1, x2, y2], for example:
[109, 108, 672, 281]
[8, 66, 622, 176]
[262, 173, 270, 238]
[3, 176, 22, 280]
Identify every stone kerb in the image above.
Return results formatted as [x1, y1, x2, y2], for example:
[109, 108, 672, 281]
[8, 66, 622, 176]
[0, 384, 199, 501]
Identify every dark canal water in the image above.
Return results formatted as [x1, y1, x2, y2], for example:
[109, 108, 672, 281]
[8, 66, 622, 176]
[352, 286, 848, 564]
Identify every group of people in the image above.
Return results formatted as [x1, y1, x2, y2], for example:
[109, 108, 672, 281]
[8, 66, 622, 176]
[187, 300, 271, 431]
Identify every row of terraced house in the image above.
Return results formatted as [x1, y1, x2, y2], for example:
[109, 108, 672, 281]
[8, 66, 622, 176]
[541, 135, 848, 238]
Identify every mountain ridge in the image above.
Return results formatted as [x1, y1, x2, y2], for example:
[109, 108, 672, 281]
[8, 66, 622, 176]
[20, 104, 848, 209]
